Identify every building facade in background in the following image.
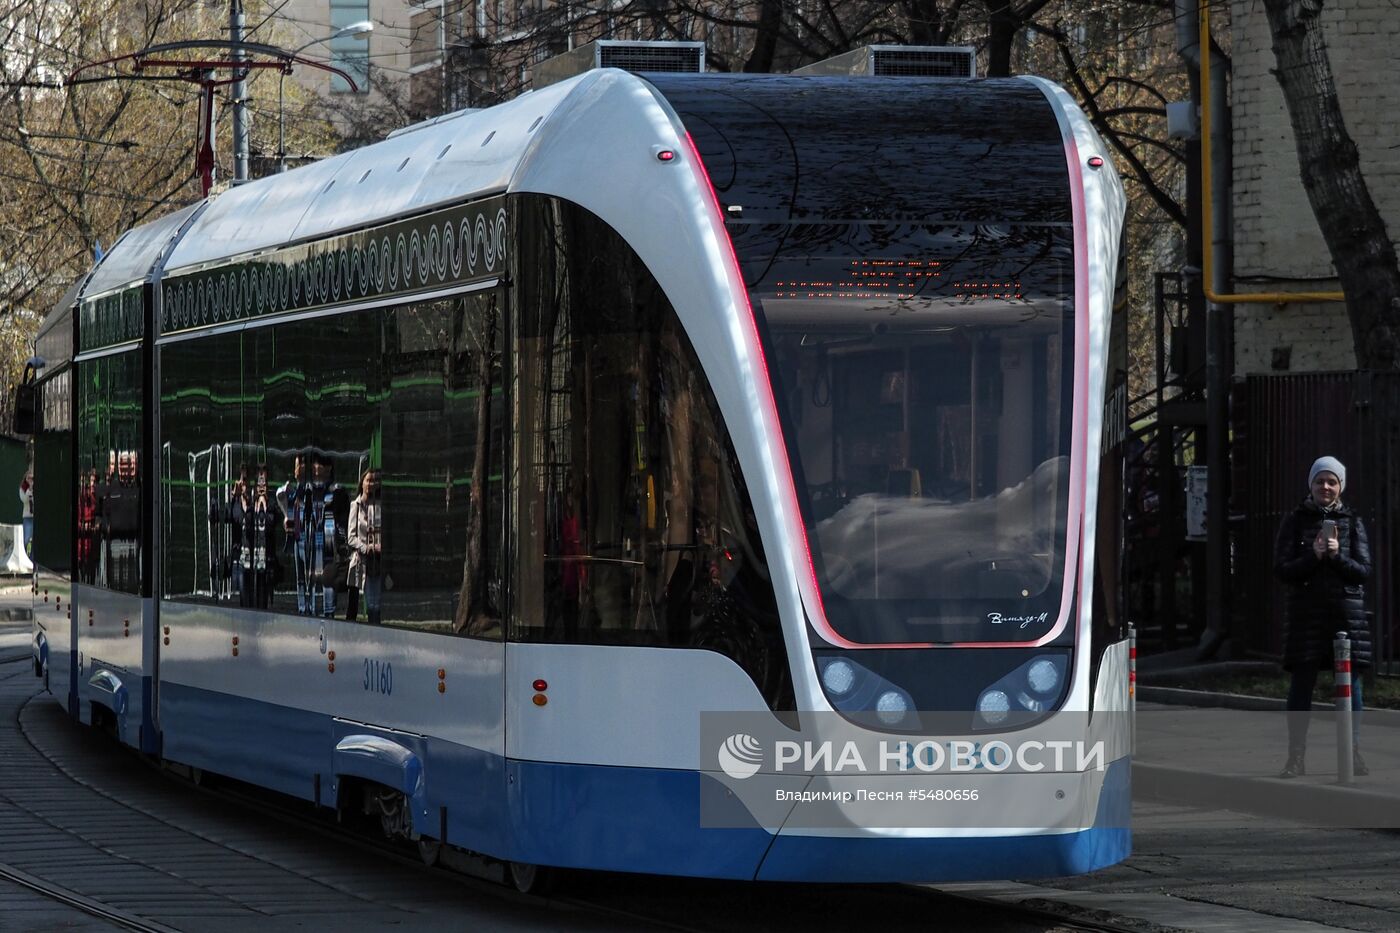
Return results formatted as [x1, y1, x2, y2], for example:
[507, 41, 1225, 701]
[269, 0, 415, 108]
[1229, 0, 1400, 375]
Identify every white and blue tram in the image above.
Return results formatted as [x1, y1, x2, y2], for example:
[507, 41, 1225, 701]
[26, 67, 1130, 885]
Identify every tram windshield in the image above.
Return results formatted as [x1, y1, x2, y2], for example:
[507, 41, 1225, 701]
[740, 222, 1074, 645]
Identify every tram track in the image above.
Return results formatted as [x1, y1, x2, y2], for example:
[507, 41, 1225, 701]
[0, 858, 183, 933]
[0, 665, 542, 931]
[0, 658, 177, 932]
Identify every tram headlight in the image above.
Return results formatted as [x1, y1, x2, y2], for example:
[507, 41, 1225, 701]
[1026, 657, 1060, 696]
[820, 658, 858, 697]
[977, 689, 1011, 725]
[875, 690, 911, 725]
[815, 654, 917, 729]
[974, 653, 1068, 728]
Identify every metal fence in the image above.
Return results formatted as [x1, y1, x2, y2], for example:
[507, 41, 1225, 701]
[1240, 372, 1400, 674]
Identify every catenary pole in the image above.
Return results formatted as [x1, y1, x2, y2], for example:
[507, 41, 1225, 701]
[231, 0, 249, 182]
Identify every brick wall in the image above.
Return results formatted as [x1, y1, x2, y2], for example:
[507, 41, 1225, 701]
[1233, 301, 1356, 374]
[1230, 0, 1400, 374]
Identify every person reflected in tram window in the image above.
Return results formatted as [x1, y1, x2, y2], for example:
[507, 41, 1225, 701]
[226, 466, 250, 602]
[241, 464, 282, 610]
[105, 449, 141, 593]
[301, 453, 349, 619]
[558, 484, 586, 641]
[277, 452, 310, 613]
[95, 450, 115, 587]
[347, 468, 383, 625]
[77, 469, 98, 584]
[18, 470, 33, 556]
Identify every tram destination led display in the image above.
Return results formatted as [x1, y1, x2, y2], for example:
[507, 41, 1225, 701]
[771, 259, 1025, 302]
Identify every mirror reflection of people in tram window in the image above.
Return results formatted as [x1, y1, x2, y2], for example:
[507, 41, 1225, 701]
[95, 451, 115, 586]
[105, 449, 141, 593]
[296, 453, 349, 619]
[77, 469, 99, 584]
[226, 465, 250, 601]
[241, 464, 282, 610]
[347, 468, 383, 625]
[18, 471, 33, 556]
[558, 484, 586, 641]
[276, 452, 309, 612]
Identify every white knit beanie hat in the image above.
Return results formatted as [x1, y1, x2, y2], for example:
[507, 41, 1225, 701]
[1309, 456, 1346, 492]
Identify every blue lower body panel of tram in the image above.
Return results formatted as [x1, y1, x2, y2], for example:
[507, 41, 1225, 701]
[507, 757, 1131, 881]
[156, 681, 1130, 882]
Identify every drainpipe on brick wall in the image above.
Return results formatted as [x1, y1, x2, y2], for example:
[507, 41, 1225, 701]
[1195, 2, 1343, 306]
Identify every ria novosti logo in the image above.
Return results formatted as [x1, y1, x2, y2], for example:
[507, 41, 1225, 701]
[717, 733, 764, 779]
[714, 732, 1108, 778]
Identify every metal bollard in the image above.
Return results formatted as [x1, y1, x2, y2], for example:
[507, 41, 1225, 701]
[1334, 632, 1353, 785]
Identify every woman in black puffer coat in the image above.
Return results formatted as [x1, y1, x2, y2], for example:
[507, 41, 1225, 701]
[1273, 456, 1371, 778]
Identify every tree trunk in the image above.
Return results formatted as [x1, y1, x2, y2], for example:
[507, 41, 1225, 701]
[984, 1, 1017, 77]
[1261, 0, 1400, 369]
[744, 0, 783, 73]
[903, 0, 948, 45]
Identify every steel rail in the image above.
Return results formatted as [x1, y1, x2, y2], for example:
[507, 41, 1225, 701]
[0, 857, 183, 933]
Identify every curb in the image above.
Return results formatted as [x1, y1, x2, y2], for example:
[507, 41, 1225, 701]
[1137, 685, 1400, 727]
[1138, 685, 1288, 711]
[1133, 760, 1400, 827]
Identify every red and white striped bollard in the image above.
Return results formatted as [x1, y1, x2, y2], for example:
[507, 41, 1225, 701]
[1334, 632, 1353, 785]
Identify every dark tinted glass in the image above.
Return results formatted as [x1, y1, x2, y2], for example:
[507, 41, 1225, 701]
[1091, 237, 1131, 685]
[76, 352, 143, 593]
[649, 75, 1070, 223]
[746, 223, 1075, 644]
[34, 369, 72, 575]
[512, 194, 790, 707]
[160, 291, 505, 637]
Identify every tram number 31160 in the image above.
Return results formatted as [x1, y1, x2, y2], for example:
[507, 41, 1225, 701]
[363, 658, 393, 696]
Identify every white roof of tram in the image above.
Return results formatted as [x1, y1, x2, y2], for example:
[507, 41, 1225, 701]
[83, 202, 205, 298]
[163, 75, 585, 274]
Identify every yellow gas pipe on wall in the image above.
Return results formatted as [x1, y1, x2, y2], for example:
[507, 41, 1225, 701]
[1198, 3, 1344, 305]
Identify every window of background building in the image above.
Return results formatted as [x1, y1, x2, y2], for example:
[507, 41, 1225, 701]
[330, 0, 371, 93]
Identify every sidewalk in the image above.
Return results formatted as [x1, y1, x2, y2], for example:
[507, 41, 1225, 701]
[0, 578, 32, 660]
[1132, 697, 1400, 826]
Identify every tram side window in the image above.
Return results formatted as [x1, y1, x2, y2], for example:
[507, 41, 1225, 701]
[1094, 239, 1130, 642]
[76, 352, 143, 594]
[512, 194, 790, 707]
[160, 332, 248, 603]
[34, 369, 72, 575]
[160, 292, 505, 638]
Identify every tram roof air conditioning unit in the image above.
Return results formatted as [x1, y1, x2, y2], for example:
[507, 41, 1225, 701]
[792, 45, 977, 78]
[533, 40, 706, 89]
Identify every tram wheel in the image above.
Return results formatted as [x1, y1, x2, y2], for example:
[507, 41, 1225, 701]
[417, 837, 443, 867]
[508, 861, 556, 895]
[374, 789, 413, 840]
